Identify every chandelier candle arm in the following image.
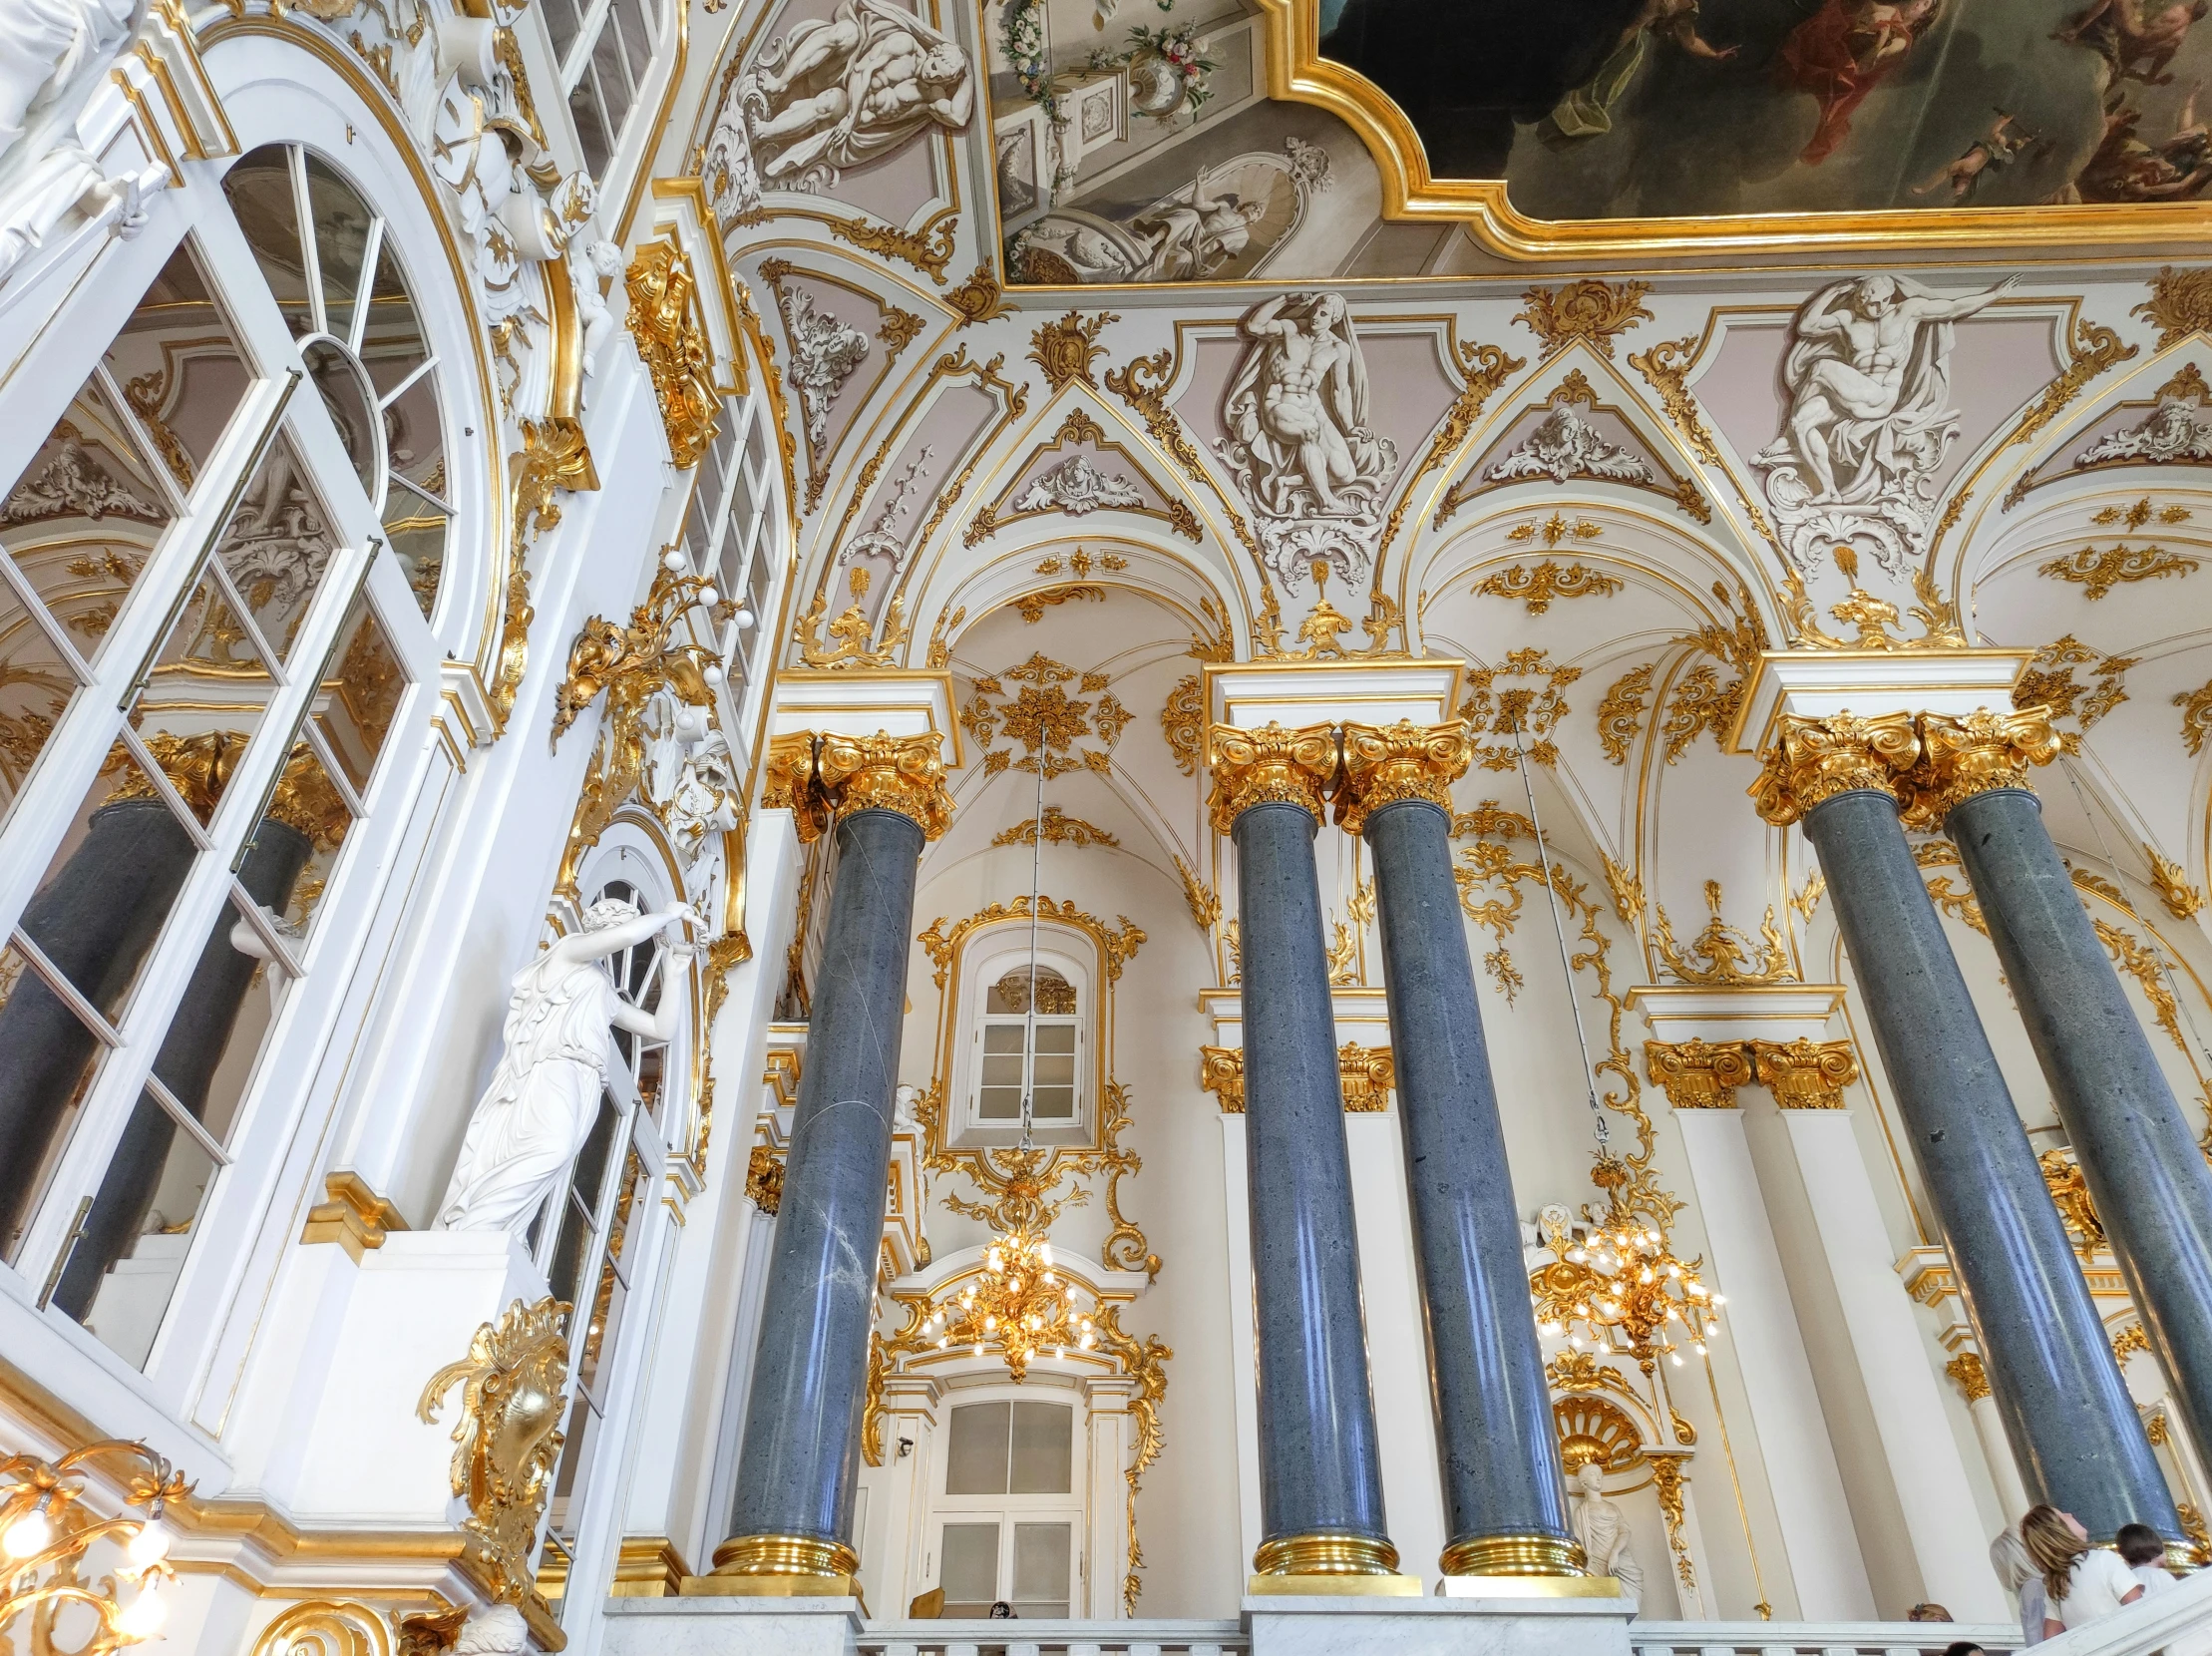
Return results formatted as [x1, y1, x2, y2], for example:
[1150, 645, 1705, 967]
[1212, 722, 1399, 1578]
[1343, 720, 1585, 1578]
[713, 801, 929, 1588]
[1780, 755, 2175, 1541]
[1936, 731, 2212, 1524]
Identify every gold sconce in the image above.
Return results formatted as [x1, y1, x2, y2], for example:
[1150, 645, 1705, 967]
[0, 1441, 188, 1648]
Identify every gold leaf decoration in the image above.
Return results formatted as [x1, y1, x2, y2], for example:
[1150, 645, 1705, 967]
[2134, 265, 2212, 351]
[2174, 678, 2212, 756]
[829, 207, 957, 282]
[1161, 674, 1203, 775]
[1028, 309, 1118, 391]
[1627, 335, 1719, 465]
[1514, 279, 1655, 360]
[1596, 663, 1654, 765]
[625, 238, 722, 470]
[1476, 561, 1625, 615]
[1651, 880, 1795, 985]
[2038, 543, 2199, 601]
[2147, 845, 2205, 919]
[992, 805, 1120, 847]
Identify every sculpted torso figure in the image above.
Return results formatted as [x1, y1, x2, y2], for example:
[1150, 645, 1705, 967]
[1571, 1460, 1645, 1601]
[439, 897, 696, 1234]
[1227, 291, 1378, 515]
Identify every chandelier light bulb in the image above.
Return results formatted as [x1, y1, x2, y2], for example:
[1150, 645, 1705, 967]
[1694, 1342, 1708, 1356]
[1670, 1352, 1684, 1367]
[735, 608, 756, 631]
[3, 1501, 52, 1559]
[117, 1578, 167, 1639]
[662, 550, 686, 573]
[703, 663, 726, 687]
[127, 1520, 172, 1569]
[698, 585, 719, 608]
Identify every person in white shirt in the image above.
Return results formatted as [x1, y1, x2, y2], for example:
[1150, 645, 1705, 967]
[2117, 1522, 2180, 1597]
[1991, 1526, 2050, 1645]
[2024, 1503, 2144, 1636]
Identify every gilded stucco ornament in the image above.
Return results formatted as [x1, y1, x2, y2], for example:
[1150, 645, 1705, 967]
[1205, 719, 1339, 831]
[772, 730, 955, 839]
[416, 1298, 571, 1623]
[1749, 1037, 1858, 1109]
[1945, 1351, 1992, 1403]
[1334, 718, 1472, 833]
[625, 238, 722, 471]
[1643, 1038, 1753, 1110]
[1748, 711, 1921, 826]
[1899, 706, 2061, 828]
[1651, 882, 1794, 986]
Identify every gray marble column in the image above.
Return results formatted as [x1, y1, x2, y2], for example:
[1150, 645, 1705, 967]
[720, 802, 924, 1579]
[1801, 784, 2177, 1540]
[1948, 780, 2212, 1510]
[1233, 788, 1396, 1575]
[1362, 789, 1580, 1575]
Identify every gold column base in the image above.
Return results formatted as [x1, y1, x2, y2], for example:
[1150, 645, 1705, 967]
[610, 1534, 691, 1597]
[1439, 1532, 1588, 1577]
[1253, 1530, 1403, 1576]
[1247, 1573, 1424, 1597]
[688, 1532, 861, 1598]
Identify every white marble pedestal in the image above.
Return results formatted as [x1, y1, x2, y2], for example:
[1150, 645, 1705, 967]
[1245, 1591, 1637, 1656]
[601, 1595, 864, 1656]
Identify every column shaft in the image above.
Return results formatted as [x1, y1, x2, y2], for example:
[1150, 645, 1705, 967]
[1803, 787, 2174, 1538]
[1362, 795, 1575, 1575]
[1235, 797, 1393, 1571]
[723, 805, 923, 1574]
[1948, 785, 2212, 1498]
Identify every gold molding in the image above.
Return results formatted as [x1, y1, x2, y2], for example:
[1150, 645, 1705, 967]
[1438, 1532, 1588, 1578]
[704, 1533, 859, 1580]
[1254, 1531, 1401, 1576]
[1245, 0, 2212, 258]
[609, 1536, 690, 1598]
[1334, 719, 1471, 835]
[1749, 1038, 1858, 1110]
[298, 1172, 409, 1261]
[1206, 721, 1339, 833]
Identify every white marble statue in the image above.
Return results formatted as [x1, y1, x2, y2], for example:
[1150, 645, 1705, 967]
[451, 1604, 531, 1655]
[574, 237, 624, 393]
[0, 0, 160, 284]
[736, 0, 972, 192]
[1752, 272, 2012, 575]
[1218, 290, 1397, 589]
[438, 898, 697, 1235]
[1571, 1460, 1644, 1603]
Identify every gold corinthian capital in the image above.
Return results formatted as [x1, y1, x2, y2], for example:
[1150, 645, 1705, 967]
[762, 730, 954, 842]
[1748, 712, 1921, 826]
[1334, 719, 1473, 834]
[1899, 707, 2061, 830]
[1206, 721, 1339, 833]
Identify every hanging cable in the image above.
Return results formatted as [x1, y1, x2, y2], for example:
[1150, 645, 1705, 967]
[1512, 716, 1610, 1153]
[2059, 755, 2212, 1075]
[1019, 748, 1045, 1153]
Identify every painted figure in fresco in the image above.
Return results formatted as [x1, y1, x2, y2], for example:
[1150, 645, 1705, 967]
[2055, 0, 2207, 88]
[737, 0, 972, 189]
[1220, 292, 1392, 520]
[1912, 112, 2040, 201]
[1551, 0, 1737, 139]
[1775, 0, 1944, 166]
[1127, 167, 1269, 281]
[437, 898, 697, 1235]
[2069, 93, 2212, 199]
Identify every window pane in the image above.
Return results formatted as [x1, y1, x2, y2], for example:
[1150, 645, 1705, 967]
[380, 364, 445, 504]
[945, 1400, 1010, 1494]
[542, 0, 583, 60]
[1011, 1522, 1070, 1617]
[611, 0, 653, 87]
[254, 739, 354, 940]
[0, 583, 73, 822]
[592, 23, 636, 136]
[360, 241, 429, 397]
[0, 942, 113, 1265]
[982, 1024, 1025, 1053]
[1010, 1401, 1072, 1494]
[381, 478, 448, 620]
[22, 744, 199, 1018]
[302, 153, 374, 345]
[101, 237, 252, 490]
[548, 1189, 592, 1308]
[221, 148, 314, 338]
[4, 376, 176, 662]
[1030, 1084, 1075, 1120]
[568, 74, 613, 178]
[977, 1084, 1021, 1119]
[51, 1087, 217, 1367]
[309, 592, 407, 794]
[571, 1090, 620, 1212]
[209, 430, 340, 661]
[1035, 1024, 1075, 1054]
[302, 340, 379, 499]
[128, 579, 276, 809]
[938, 1521, 1000, 1615]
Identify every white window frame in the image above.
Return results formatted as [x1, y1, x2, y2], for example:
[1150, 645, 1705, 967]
[948, 929, 1094, 1147]
[927, 1389, 1086, 1620]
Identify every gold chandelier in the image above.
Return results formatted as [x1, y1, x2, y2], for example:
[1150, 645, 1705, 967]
[920, 1227, 1099, 1382]
[1532, 1162, 1725, 1373]
[1, 1441, 187, 1649]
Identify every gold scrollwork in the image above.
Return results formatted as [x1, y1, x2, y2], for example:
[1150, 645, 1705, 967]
[1477, 561, 1625, 616]
[745, 1145, 784, 1215]
[625, 238, 722, 471]
[1945, 1351, 1992, 1404]
[2148, 846, 2206, 920]
[1651, 881, 1794, 986]
[250, 1602, 394, 1656]
[1027, 309, 1116, 391]
[2039, 1148, 2106, 1258]
[1334, 719, 1472, 834]
[1198, 1045, 1245, 1111]
[416, 1298, 571, 1623]
[1206, 720, 1339, 832]
[828, 207, 957, 283]
[2038, 543, 2200, 601]
[1514, 280, 1654, 361]
[495, 417, 599, 732]
[1384, 337, 1524, 554]
[919, 895, 1143, 987]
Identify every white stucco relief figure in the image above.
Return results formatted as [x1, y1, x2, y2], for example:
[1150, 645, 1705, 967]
[574, 238, 625, 394]
[2075, 387, 2212, 466]
[1486, 406, 1655, 486]
[1571, 1460, 1645, 1603]
[438, 898, 697, 1234]
[0, 0, 165, 285]
[781, 287, 871, 452]
[1753, 273, 2013, 575]
[451, 1605, 531, 1656]
[737, 0, 973, 193]
[1012, 453, 1143, 516]
[1219, 290, 1397, 589]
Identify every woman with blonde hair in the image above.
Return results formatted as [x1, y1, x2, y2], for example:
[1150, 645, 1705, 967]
[1989, 1525, 2048, 1645]
[2023, 1503, 2143, 1636]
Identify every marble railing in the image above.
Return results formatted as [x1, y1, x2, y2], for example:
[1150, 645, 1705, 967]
[1631, 1622, 2021, 1656]
[856, 1621, 1248, 1655]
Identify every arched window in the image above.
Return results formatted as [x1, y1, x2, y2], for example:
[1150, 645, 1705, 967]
[946, 930, 1095, 1147]
[672, 390, 785, 700]
[540, 0, 666, 177]
[0, 142, 451, 1377]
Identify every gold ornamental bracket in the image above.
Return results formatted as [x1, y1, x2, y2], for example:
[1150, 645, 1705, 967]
[625, 237, 723, 472]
